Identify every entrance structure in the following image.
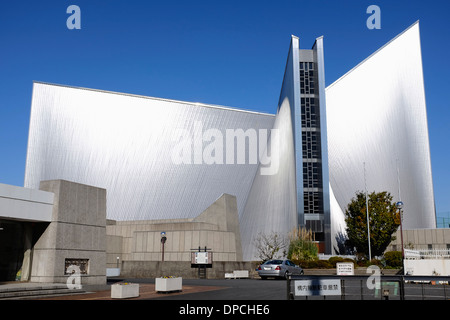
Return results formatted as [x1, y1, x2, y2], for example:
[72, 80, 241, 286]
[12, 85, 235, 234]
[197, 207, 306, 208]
[0, 182, 53, 281]
[0, 180, 106, 285]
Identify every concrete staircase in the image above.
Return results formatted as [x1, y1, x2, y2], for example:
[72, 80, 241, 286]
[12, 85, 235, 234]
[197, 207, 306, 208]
[0, 282, 85, 300]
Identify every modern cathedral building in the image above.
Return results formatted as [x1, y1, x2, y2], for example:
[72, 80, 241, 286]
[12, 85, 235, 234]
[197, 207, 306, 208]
[19, 21, 436, 266]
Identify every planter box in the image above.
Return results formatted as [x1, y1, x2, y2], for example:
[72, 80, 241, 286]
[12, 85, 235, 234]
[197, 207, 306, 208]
[111, 283, 139, 299]
[155, 277, 182, 293]
[225, 270, 249, 279]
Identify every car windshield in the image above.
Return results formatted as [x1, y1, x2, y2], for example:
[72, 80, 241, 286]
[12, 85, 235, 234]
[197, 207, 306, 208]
[264, 260, 283, 265]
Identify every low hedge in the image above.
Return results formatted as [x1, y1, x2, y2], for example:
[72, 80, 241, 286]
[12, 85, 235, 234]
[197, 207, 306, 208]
[293, 259, 332, 269]
[291, 253, 401, 269]
[327, 256, 357, 268]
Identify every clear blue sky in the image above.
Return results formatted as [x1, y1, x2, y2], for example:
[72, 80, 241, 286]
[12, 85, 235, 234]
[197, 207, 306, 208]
[1, 1, 449, 215]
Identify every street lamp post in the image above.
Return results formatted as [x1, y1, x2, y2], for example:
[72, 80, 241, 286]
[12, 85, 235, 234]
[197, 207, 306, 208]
[161, 232, 167, 262]
[396, 201, 404, 270]
[364, 162, 372, 261]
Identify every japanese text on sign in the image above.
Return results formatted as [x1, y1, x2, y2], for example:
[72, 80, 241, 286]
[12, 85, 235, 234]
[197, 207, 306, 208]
[294, 279, 341, 296]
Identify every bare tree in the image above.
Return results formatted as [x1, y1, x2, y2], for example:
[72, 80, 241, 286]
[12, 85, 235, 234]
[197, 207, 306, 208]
[252, 231, 288, 263]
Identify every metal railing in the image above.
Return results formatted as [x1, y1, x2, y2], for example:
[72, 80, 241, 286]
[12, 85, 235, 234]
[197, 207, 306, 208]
[287, 275, 450, 300]
[405, 249, 450, 259]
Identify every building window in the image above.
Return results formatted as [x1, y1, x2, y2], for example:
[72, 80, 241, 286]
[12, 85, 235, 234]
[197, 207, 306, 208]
[299, 62, 317, 96]
[302, 160, 323, 189]
[305, 219, 323, 232]
[300, 61, 323, 216]
[303, 191, 323, 214]
[300, 97, 320, 129]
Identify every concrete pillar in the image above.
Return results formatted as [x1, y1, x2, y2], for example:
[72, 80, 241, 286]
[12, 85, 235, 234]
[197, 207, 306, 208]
[31, 180, 106, 285]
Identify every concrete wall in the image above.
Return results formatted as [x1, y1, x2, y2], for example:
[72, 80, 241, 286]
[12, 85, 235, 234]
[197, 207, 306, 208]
[106, 232, 123, 269]
[106, 194, 243, 268]
[31, 180, 106, 285]
[404, 259, 450, 276]
[387, 228, 450, 251]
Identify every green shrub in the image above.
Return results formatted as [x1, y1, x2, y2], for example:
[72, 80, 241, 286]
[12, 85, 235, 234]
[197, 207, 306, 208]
[384, 251, 403, 268]
[327, 256, 345, 267]
[294, 259, 332, 269]
[292, 259, 306, 268]
[355, 258, 383, 267]
[343, 258, 357, 266]
[327, 256, 357, 268]
[287, 239, 318, 262]
[315, 260, 332, 269]
[369, 259, 383, 267]
[287, 227, 318, 262]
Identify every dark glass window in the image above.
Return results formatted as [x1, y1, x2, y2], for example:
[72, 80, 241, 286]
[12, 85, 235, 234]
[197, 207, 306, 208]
[300, 61, 324, 215]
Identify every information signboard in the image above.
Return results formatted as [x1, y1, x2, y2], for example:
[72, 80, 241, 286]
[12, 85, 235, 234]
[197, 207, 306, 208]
[294, 279, 342, 296]
[195, 252, 208, 264]
[191, 252, 213, 265]
[336, 262, 354, 275]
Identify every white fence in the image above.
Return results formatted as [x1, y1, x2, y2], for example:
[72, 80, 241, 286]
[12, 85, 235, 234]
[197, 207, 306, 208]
[404, 249, 450, 260]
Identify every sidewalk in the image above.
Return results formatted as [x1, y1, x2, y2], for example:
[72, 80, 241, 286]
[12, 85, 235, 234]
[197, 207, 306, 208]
[36, 283, 226, 300]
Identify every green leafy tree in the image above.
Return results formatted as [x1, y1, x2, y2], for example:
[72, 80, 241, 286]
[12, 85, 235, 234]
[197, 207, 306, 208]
[384, 251, 403, 268]
[345, 191, 400, 258]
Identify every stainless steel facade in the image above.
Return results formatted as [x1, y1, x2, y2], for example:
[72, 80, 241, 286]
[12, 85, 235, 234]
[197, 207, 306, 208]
[25, 83, 275, 223]
[25, 22, 436, 261]
[326, 21, 436, 234]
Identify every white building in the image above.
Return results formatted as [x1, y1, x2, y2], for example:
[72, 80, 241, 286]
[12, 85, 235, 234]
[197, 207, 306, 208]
[21, 22, 436, 263]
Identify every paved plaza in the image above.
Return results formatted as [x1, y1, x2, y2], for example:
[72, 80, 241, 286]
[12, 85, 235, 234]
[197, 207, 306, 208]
[25, 278, 449, 301]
